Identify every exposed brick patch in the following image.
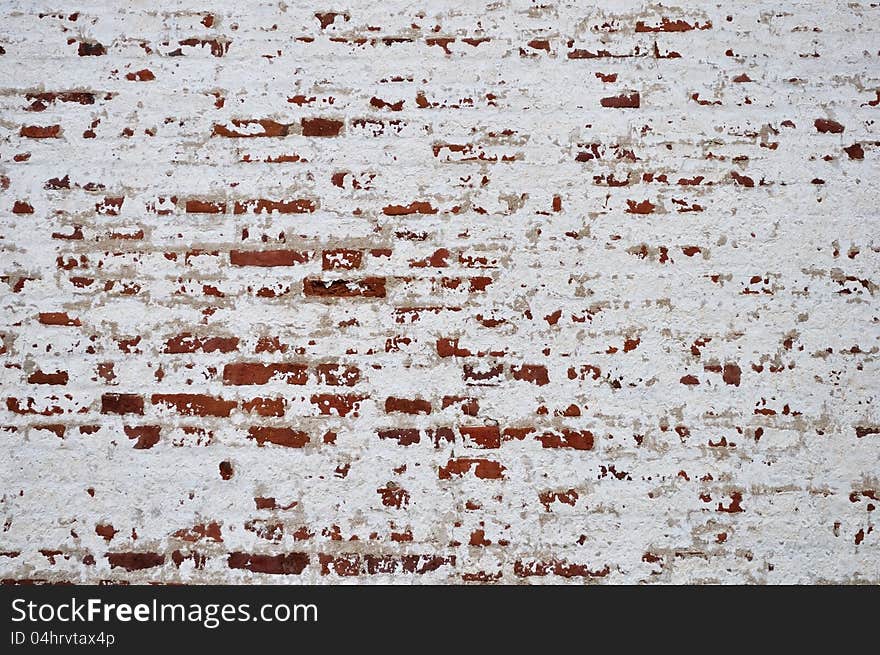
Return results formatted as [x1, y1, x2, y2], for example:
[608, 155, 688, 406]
[223, 363, 308, 385]
[303, 278, 386, 298]
[152, 394, 236, 417]
[227, 552, 309, 575]
[301, 117, 343, 137]
[248, 427, 310, 448]
[101, 393, 144, 415]
[212, 119, 290, 137]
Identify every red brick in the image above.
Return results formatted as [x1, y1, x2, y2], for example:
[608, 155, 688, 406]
[227, 552, 309, 574]
[101, 393, 144, 415]
[223, 363, 308, 385]
[248, 427, 309, 448]
[230, 250, 310, 267]
[303, 278, 386, 298]
[151, 394, 236, 417]
[301, 117, 343, 137]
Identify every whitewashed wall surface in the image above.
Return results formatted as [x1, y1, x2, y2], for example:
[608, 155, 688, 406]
[0, 1, 878, 584]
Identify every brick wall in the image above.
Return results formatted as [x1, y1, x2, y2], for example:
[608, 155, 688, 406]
[0, 1, 877, 583]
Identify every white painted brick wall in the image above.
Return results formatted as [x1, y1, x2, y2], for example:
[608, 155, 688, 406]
[0, 1, 877, 583]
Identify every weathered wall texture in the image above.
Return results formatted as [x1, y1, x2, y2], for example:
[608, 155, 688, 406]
[0, 1, 878, 584]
